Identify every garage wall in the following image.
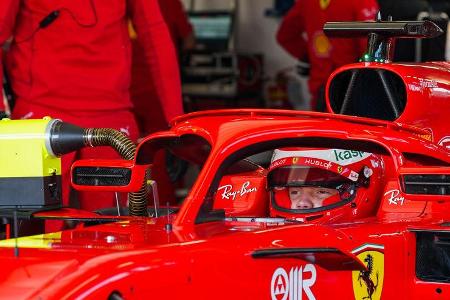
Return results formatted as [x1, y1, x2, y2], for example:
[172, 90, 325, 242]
[180, 0, 297, 79]
[179, 0, 311, 109]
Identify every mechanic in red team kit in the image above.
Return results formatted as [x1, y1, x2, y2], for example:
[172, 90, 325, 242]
[129, 0, 193, 204]
[276, 0, 378, 111]
[0, 0, 183, 211]
[130, 0, 193, 136]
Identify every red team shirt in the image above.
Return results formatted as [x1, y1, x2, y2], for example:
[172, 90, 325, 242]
[277, 0, 379, 109]
[0, 0, 183, 211]
[0, 0, 183, 122]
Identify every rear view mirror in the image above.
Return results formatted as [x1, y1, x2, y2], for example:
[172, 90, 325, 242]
[399, 167, 450, 200]
[71, 159, 148, 192]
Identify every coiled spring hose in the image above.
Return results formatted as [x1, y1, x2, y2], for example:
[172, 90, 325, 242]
[49, 120, 149, 217]
[84, 128, 148, 217]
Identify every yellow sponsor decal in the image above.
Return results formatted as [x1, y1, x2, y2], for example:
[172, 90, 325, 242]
[313, 33, 331, 57]
[413, 127, 433, 142]
[292, 157, 299, 164]
[0, 232, 61, 249]
[352, 250, 384, 300]
[128, 21, 137, 39]
[416, 134, 432, 141]
[320, 0, 331, 10]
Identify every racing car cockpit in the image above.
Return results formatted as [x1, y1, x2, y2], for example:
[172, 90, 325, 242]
[192, 136, 390, 226]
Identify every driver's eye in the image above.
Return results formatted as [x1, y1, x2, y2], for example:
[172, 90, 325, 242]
[290, 190, 299, 195]
[317, 189, 331, 195]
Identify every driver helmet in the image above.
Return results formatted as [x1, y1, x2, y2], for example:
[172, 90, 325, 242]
[267, 148, 384, 223]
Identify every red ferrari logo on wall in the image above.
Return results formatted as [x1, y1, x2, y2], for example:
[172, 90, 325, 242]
[271, 264, 317, 300]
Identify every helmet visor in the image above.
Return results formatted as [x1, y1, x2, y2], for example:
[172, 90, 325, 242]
[268, 166, 356, 211]
[268, 166, 350, 188]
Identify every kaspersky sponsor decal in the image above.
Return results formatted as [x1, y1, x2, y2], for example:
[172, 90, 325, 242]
[271, 264, 317, 300]
[351, 244, 384, 300]
[332, 150, 369, 164]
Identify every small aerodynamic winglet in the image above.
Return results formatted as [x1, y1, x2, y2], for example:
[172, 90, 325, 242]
[323, 19, 443, 62]
[252, 247, 367, 271]
[323, 20, 443, 39]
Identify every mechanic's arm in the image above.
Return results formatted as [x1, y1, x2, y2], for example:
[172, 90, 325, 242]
[276, 1, 308, 60]
[128, 0, 184, 125]
[0, 0, 20, 113]
[355, 0, 379, 55]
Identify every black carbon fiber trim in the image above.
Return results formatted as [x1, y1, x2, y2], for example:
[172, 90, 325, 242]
[73, 167, 131, 186]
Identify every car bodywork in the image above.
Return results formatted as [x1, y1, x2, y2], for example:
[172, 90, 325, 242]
[0, 20, 450, 299]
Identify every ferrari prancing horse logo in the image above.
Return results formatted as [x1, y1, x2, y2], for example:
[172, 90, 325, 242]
[352, 250, 384, 300]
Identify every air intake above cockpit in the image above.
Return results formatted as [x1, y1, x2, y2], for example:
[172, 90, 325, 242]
[328, 68, 407, 121]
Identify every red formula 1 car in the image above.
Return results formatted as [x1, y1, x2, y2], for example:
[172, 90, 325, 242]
[0, 20, 450, 300]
